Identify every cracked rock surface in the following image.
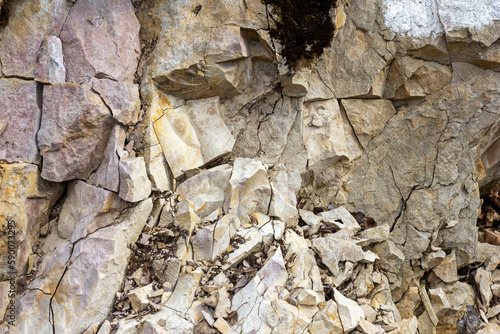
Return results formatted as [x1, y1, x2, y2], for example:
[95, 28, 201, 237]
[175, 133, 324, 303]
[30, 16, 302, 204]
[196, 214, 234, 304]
[1, 0, 500, 333]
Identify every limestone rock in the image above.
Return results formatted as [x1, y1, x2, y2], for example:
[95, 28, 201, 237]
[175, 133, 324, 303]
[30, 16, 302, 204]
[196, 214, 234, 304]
[334, 288, 365, 333]
[152, 95, 235, 177]
[428, 288, 451, 318]
[421, 250, 446, 270]
[58, 180, 128, 242]
[475, 269, 493, 307]
[142, 122, 172, 193]
[38, 84, 114, 182]
[303, 99, 351, 170]
[341, 99, 397, 148]
[119, 157, 152, 203]
[92, 79, 141, 125]
[128, 283, 154, 313]
[0, 79, 40, 164]
[319, 207, 361, 237]
[176, 164, 232, 218]
[371, 240, 405, 272]
[308, 300, 343, 334]
[15, 199, 152, 334]
[224, 158, 271, 226]
[358, 225, 390, 245]
[313, 234, 376, 278]
[88, 124, 126, 192]
[0, 0, 70, 78]
[432, 251, 458, 283]
[163, 269, 203, 314]
[35, 35, 66, 84]
[60, 0, 140, 83]
[0, 163, 62, 278]
[269, 164, 301, 226]
[396, 286, 421, 320]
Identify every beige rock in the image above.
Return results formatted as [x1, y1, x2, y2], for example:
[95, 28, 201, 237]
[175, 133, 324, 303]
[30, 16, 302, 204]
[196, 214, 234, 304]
[303, 99, 351, 170]
[308, 300, 343, 334]
[58, 180, 128, 242]
[15, 199, 152, 334]
[491, 284, 500, 297]
[163, 269, 203, 313]
[224, 158, 271, 226]
[312, 234, 376, 278]
[417, 310, 437, 334]
[88, 125, 126, 192]
[294, 289, 325, 306]
[0, 163, 63, 279]
[421, 250, 446, 270]
[334, 288, 365, 333]
[420, 287, 439, 327]
[214, 287, 231, 319]
[119, 157, 152, 203]
[0, 0, 70, 78]
[476, 269, 493, 307]
[268, 164, 301, 226]
[128, 284, 154, 313]
[358, 225, 390, 245]
[428, 288, 451, 318]
[176, 164, 232, 218]
[223, 228, 262, 269]
[360, 304, 378, 323]
[341, 99, 397, 148]
[432, 251, 458, 283]
[319, 207, 361, 237]
[359, 318, 383, 334]
[142, 122, 172, 193]
[371, 240, 405, 272]
[396, 286, 421, 319]
[152, 95, 235, 177]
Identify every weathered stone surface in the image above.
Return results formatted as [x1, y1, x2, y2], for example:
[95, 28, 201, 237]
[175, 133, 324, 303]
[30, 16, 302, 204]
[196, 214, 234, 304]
[0, 79, 41, 164]
[128, 283, 154, 313]
[341, 99, 397, 148]
[308, 300, 343, 334]
[93, 79, 141, 125]
[312, 234, 376, 278]
[334, 288, 365, 333]
[269, 164, 301, 226]
[432, 251, 458, 283]
[152, 95, 235, 177]
[141, 121, 172, 193]
[35, 35, 66, 84]
[60, 0, 140, 83]
[303, 99, 351, 170]
[475, 269, 493, 307]
[224, 158, 271, 226]
[0, 0, 70, 77]
[119, 157, 152, 203]
[348, 63, 500, 271]
[15, 199, 152, 334]
[58, 180, 128, 243]
[0, 163, 62, 280]
[319, 207, 361, 237]
[38, 84, 114, 182]
[358, 225, 390, 245]
[88, 124, 126, 192]
[479, 137, 500, 195]
[176, 164, 232, 218]
[163, 269, 203, 313]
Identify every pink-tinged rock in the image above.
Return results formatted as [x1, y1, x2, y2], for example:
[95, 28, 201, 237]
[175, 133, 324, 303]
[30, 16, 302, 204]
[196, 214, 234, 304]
[0, 79, 40, 164]
[15, 199, 153, 334]
[88, 124, 126, 192]
[60, 0, 140, 83]
[119, 157, 152, 203]
[38, 84, 114, 182]
[35, 36, 66, 84]
[92, 79, 141, 125]
[0, 0, 70, 78]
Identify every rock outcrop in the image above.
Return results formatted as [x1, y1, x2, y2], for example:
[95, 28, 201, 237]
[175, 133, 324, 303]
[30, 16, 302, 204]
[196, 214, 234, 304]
[1, 0, 500, 333]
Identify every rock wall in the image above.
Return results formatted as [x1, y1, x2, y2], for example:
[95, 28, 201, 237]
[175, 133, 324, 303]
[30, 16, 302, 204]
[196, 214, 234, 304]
[0, 0, 500, 333]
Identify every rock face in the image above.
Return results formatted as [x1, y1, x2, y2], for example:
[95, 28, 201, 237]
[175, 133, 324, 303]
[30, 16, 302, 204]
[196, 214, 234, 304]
[2, 0, 500, 333]
[38, 84, 115, 182]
